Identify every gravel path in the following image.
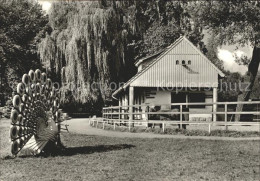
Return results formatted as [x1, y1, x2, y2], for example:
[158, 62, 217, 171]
[66, 119, 260, 141]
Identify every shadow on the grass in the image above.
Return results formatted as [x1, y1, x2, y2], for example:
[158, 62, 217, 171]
[3, 144, 135, 159]
[62, 144, 135, 156]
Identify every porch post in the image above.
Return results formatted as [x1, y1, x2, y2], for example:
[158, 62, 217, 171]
[119, 97, 122, 107]
[186, 94, 189, 108]
[129, 86, 134, 121]
[124, 93, 128, 120]
[213, 87, 218, 122]
[119, 97, 122, 123]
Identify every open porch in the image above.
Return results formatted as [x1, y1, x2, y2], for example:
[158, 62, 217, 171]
[116, 86, 219, 122]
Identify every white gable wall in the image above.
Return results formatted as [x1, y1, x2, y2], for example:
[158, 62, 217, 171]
[130, 38, 220, 88]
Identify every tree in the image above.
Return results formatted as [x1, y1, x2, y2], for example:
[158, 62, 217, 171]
[0, 0, 49, 105]
[38, 1, 139, 111]
[205, 32, 224, 71]
[133, 0, 205, 59]
[189, 1, 260, 121]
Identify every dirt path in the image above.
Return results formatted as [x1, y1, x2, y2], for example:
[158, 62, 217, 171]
[66, 119, 260, 141]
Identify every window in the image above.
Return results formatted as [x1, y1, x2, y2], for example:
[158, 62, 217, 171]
[182, 60, 185, 65]
[176, 60, 179, 65]
[189, 93, 205, 108]
[188, 60, 191, 65]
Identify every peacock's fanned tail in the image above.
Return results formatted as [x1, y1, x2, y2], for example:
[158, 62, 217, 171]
[10, 69, 63, 155]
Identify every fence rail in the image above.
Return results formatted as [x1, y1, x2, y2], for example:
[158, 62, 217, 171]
[103, 101, 260, 109]
[99, 101, 260, 133]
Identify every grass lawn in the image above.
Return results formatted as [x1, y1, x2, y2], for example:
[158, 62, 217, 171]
[1, 119, 260, 181]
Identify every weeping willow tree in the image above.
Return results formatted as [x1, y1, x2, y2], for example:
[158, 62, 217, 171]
[38, 1, 139, 110]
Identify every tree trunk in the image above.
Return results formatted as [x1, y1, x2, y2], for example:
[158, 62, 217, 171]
[156, 0, 161, 22]
[234, 46, 260, 121]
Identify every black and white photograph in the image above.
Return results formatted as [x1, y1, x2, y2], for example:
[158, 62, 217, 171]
[0, 0, 260, 180]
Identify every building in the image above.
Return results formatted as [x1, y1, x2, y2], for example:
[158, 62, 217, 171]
[112, 36, 225, 122]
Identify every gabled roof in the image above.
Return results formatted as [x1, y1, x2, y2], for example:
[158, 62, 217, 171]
[113, 36, 225, 98]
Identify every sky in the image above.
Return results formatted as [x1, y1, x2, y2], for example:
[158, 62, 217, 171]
[37, 0, 253, 75]
[217, 46, 252, 75]
[38, 0, 52, 12]
[203, 32, 253, 75]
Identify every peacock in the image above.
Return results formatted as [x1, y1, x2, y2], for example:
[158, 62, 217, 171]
[10, 69, 64, 156]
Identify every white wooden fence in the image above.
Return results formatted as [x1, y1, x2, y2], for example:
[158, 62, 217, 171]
[92, 101, 260, 133]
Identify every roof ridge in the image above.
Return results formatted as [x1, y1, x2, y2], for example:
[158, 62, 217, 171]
[134, 36, 184, 66]
[134, 50, 165, 67]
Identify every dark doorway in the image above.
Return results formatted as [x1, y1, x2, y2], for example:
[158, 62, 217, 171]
[189, 93, 205, 108]
[171, 92, 186, 109]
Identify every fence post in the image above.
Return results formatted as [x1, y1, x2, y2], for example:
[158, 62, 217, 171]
[103, 122, 105, 129]
[213, 88, 217, 122]
[114, 121, 116, 130]
[162, 122, 165, 133]
[118, 106, 121, 126]
[225, 103, 228, 130]
[102, 108, 104, 123]
[180, 105, 183, 129]
[129, 121, 131, 131]
[111, 108, 113, 124]
[208, 123, 211, 134]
